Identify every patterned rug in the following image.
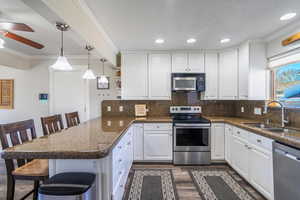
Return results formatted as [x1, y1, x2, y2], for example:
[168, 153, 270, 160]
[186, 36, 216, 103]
[189, 169, 255, 200]
[125, 169, 178, 200]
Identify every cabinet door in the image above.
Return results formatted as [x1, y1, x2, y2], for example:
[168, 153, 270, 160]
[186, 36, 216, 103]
[149, 54, 171, 99]
[144, 131, 172, 160]
[225, 124, 233, 163]
[172, 53, 188, 72]
[219, 50, 238, 99]
[189, 53, 205, 72]
[231, 135, 249, 179]
[238, 43, 250, 99]
[133, 124, 144, 161]
[211, 123, 225, 160]
[249, 145, 273, 200]
[204, 53, 219, 99]
[121, 53, 148, 99]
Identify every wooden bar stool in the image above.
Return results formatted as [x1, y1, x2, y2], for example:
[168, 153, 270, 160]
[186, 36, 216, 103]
[0, 119, 49, 200]
[41, 114, 64, 135]
[65, 111, 80, 128]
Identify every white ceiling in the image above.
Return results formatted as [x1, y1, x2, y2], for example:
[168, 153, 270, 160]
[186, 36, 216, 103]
[0, 0, 86, 56]
[85, 0, 300, 50]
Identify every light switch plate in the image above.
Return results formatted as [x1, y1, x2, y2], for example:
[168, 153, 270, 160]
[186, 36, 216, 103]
[119, 106, 123, 112]
[107, 106, 111, 112]
[254, 107, 262, 115]
[241, 106, 244, 113]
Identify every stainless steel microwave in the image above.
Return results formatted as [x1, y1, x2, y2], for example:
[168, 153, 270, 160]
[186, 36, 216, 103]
[171, 73, 205, 92]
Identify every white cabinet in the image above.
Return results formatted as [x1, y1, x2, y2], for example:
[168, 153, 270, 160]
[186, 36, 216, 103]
[172, 53, 188, 72]
[121, 53, 148, 99]
[224, 124, 233, 164]
[143, 123, 172, 160]
[227, 125, 274, 200]
[204, 53, 219, 99]
[238, 41, 268, 100]
[133, 124, 144, 161]
[189, 53, 205, 72]
[211, 123, 225, 160]
[148, 54, 171, 99]
[219, 49, 238, 99]
[172, 52, 204, 73]
[231, 134, 249, 179]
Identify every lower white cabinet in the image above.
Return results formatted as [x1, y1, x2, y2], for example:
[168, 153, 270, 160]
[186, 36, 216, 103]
[231, 130, 250, 179]
[143, 123, 173, 161]
[224, 124, 233, 164]
[228, 126, 274, 200]
[133, 124, 144, 161]
[211, 123, 225, 160]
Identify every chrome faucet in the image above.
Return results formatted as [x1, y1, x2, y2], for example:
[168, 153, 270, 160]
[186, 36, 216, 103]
[264, 100, 289, 128]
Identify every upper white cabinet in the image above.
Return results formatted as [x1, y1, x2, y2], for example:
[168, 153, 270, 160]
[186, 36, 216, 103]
[172, 53, 188, 72]
[211, 123, 225, 160]
[204, 53, 219, 99]
[238, 41, 268, 100]
[219, 49, 238, 100]
[121, 53, 148, 99]
[188, 53, 205, 72]
[172, 52, 204, 73]
[148, 54, 171, 99]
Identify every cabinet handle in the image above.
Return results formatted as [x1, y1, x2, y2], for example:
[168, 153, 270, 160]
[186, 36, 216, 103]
[119, 171, 122, 175]
[237, 131, 240, 134]
[118, 159, 122, 162]
[127, 142, 131, 145]
[257, 139, 261, 143]
[118, 146, 122, 149]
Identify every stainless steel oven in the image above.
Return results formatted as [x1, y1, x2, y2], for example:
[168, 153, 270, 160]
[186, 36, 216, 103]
[171, 106, 211, 165]
[174, 123, 210, 152]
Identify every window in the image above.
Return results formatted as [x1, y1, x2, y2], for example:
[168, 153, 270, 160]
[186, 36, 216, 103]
[0, 79, 14, 109]
[272, 61, 300, 107]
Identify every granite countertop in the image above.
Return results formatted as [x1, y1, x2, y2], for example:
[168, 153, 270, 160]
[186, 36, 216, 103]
[204, 116, 300, 149]
[2, 115, 300, 160]
[1, 116, 172, 160]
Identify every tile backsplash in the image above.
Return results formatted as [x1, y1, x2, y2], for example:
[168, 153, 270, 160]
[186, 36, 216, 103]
[102, 92, 300, 128]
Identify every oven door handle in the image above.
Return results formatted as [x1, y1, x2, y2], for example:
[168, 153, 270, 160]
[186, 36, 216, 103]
[174, 123, 211, 127]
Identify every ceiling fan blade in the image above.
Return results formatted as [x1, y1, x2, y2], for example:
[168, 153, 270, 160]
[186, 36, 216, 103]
[0, 22, 34, 32]
[0, 31, 44, 49]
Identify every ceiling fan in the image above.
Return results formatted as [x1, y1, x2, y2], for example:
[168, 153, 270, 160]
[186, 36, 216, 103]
[0, 22, 44, 49]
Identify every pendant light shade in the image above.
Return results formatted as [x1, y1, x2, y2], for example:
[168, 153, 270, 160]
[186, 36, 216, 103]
[99, 58, 109, 84]
[0, 38, 4, 48]
[51, 55, 72, 71]
[51, 23, 73, 71]
[83, 69, 96, 79]
[83, 45, 96, 80]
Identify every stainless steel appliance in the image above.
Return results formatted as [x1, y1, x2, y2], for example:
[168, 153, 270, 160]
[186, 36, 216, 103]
[273, 142, 300, 200]
[170, 106, 211, 165]
[172, 73, 205, 92]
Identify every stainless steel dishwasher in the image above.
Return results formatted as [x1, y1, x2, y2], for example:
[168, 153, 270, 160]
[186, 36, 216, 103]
[273, 142, 300, 200]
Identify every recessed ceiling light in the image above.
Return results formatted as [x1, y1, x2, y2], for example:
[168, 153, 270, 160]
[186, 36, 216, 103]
[155, 38, 164, 44]
[280, 13, 297, 21]
[220, 38, 231, 43]
[0, 38, 5, 48]
[187, 38, 197, 44]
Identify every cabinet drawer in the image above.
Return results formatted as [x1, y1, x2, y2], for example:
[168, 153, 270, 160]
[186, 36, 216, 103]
[248, 132, 273, 151]
[233, 127, 248, 140]
[144, 123, 172, 131]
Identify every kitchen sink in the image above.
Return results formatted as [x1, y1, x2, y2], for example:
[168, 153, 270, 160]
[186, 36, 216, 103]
[243, 123, 298, 134]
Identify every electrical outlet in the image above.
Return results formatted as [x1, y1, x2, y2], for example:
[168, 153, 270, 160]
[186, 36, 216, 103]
[107, 106, 111, 112]
[254, 107, 262, 115]
[241, 106, 244, 113]
[119, 106, 123, 112]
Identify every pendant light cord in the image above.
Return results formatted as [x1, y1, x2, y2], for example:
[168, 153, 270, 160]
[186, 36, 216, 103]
[88, 49, 90, 70]
[102, 60, 105, 75]
[60, 30, 64, 56]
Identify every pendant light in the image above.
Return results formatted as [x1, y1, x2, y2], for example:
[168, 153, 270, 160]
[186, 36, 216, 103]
[0, 38, 5, 48]
[82, 45, 96, 79]
[99, 58, 109, 84]
[51, 22, 72, 71]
